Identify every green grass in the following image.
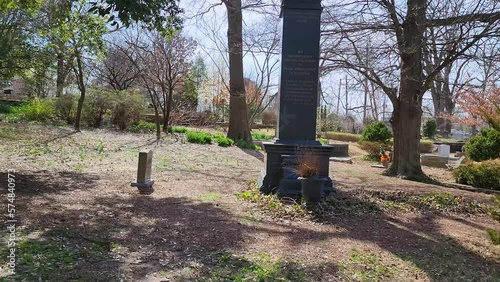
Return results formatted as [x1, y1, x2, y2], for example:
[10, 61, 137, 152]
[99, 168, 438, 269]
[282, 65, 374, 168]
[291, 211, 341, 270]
[207, 252, 306, 281]
[324, 132, 361, 142]
[129, 120, 156, 133]
[215, 135, 234, 147]
[251, 132, 274, 140]
[0, 101, 23, 114]
[318, 138, 329, 144]
[27, 146, 52, 156]
[168, 126, 189, 133]
[236, 182, 307, 219]
[0, 230, 112, 281]
[234, 139, 261, 150]
[487, 229, 500, 245]
[75, 163, 85, 173]
[0, 127, 17, 140]
[186, 130, 213, 144]
[198, 193, 220, 202]
[340, 248, 396, 281]
[95, 139, 105, 153]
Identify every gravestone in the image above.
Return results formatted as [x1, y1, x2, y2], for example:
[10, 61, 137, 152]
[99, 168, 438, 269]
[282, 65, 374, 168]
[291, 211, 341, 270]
[131, 150, 154, 193]
[260, 0, 336, 198]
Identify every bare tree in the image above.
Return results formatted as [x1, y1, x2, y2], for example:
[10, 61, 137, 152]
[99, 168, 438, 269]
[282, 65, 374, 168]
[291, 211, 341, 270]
[243, 13, 281, 124]
[96, 45, 141, 90]
[321, 0, 500, 179]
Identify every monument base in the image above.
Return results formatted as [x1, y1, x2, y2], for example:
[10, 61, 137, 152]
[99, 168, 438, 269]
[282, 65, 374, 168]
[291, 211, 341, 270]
[258, 141, 336, 198]
[131, 179, 154, 194]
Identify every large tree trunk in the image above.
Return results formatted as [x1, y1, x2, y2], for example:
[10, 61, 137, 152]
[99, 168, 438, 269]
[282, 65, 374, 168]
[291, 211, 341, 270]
[225, 0, 252, 142]
[56, 50, 65, 97]
[74, 54, 85, 132]
[165, 87, 174, 132]
[390, 99, 424, 178]
[389, 0, 426, 179]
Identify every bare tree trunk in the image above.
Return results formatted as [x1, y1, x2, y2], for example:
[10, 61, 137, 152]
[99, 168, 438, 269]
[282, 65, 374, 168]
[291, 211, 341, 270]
[389, 0, 426, 178]
[165, 87, 174, 132]
[56, 50, 65, 97]
[153, 101, 161, 141]
[225, 0, 252, 142]
[74, 54, 85, 132]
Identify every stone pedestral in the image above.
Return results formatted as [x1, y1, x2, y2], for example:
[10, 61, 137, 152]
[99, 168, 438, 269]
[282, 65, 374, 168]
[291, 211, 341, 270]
[259, 142, 335, 198]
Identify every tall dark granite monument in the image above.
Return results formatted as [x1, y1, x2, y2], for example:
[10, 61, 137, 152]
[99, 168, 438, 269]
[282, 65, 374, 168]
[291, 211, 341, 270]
[259, 0, 335, 197]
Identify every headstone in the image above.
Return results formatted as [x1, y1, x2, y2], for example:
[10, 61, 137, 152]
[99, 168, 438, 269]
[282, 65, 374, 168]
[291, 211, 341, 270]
[277, 0, 322, 142]
[438, 144, 451, 158]
[131, 150, 154, 193]
[420, 154, 448, 169]
[260, 0, 337, 198]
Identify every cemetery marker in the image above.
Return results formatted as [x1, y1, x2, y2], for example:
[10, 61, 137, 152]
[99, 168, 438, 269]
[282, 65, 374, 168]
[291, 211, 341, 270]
[131, 150, 154, 194]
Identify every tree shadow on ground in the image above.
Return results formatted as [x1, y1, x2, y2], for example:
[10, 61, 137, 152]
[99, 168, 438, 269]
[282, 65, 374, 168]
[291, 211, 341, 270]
[238, 147, 265, 162]
[7, 193, 340, 281]
[0, 170, 99, 196]
[307, 190, 500, 281]
[39, 130, 78, 145]
[3, 170, 499, 281]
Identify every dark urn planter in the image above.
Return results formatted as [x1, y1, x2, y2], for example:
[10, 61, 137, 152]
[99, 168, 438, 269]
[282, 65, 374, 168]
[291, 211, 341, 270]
[299, 177, 324, 202]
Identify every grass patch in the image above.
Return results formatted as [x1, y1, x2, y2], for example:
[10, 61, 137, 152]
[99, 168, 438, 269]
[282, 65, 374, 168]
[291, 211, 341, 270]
[236, 182, 306, 220]
[27, 146, 52, 156]
[168, 126, 189, 133]
[324, 132, 361, 142]
[487, 229, 500, 245]
[357, 190, 486, 214]
[207, 252, 306, 281]
[186, 131, 213, 144]
[340, 248, 396, 281]
[129, 120, 156, 133]
[234, 139, 261, 150]
[198, 193, 220, 202]
[75, 163, 85, 173]
[0, 229, 113, 281]
[215, 135, 234, 147]
[0, 127, 17, 140]
[318, 138, 329, 144]
[251, 132, 274, 140]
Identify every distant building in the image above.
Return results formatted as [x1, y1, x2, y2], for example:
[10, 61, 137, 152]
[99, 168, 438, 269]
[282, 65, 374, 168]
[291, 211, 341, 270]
[0, 78, 28, 101]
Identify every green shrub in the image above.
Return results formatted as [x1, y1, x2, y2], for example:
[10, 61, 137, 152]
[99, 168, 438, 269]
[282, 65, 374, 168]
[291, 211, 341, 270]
[129, 120, 156, 133]
[54, 95, 76, 124]
[487, 229, 500, 245]
[235, 139, 261, 150]
[419, 140, 434, 153]
[186, 131, 212, 144]
[318, 138, 329, 145]
[252, 132, 274, 140]
[487, 196, 500, 245]
[0, 101, 22, 114]
[489, 195, 500, 222]
[82, 89, 116, 128]
[111, 91, 146, 130]
[215, 135, 234, 147]
[324, 132, 361, 143]
[453, 159, 500, 190]
[422, 119, 437, 139]
[360, 122, 392, 143]
[168, 126, 188, 133]
[463, 128, 500, 161]
[11, 98, 54, 122]
[360, 141, 392, 160]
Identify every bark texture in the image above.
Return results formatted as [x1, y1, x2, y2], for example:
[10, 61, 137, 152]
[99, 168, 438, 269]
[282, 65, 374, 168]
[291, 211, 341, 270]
[225, 0, 252, 142]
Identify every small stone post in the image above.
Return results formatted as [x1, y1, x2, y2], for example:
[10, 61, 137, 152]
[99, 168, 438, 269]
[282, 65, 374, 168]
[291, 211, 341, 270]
[131, 150, 154, 193]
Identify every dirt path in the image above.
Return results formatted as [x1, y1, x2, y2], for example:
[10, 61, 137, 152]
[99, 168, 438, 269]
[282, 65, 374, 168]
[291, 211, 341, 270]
[0, 123, 499, 281]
